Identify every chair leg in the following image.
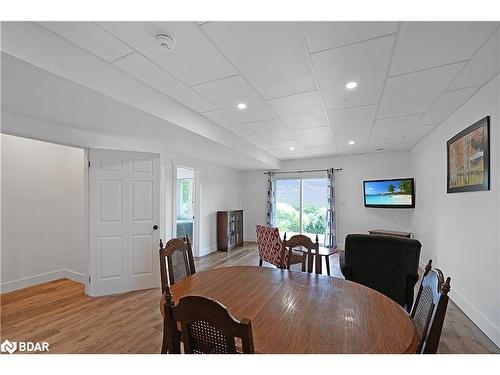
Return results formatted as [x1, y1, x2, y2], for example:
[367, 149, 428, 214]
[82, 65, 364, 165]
[326, 256, 331, 276]
[259, 258, 263, 266]
[161, 320, 169, 354]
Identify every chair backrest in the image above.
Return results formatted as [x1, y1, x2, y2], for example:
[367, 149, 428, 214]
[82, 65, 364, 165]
[159, 236, 196, 294]
[283, 233, 319, 273]
[164, 295, 255, 354]
[342, 234, 421, 310]
[255, 225, 285, 268]
[410, 259, 451, 354]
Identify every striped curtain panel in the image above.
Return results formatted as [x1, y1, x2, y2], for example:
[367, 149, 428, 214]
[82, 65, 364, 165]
[266, 173, 276, 227]
[326, 168, 337, 248]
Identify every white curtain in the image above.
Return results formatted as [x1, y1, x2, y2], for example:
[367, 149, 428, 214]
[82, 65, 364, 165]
[266, 173, 276, 227]
[326, 168, 337, 248]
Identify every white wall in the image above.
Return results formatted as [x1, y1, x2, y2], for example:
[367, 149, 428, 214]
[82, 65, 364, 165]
[1, 134, 86, 292]
[242, 151, 413, 248]
[410, 75, 500, 347]
[161, 157, 243, 258]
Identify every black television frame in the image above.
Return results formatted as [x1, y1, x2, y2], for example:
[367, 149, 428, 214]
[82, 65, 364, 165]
[363, 178, 415, 208]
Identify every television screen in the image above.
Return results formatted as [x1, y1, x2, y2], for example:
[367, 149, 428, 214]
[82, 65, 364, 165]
[363, 178, 415, 208]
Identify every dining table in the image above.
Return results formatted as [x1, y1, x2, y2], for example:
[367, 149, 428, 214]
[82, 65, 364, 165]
[162, 265, 420, 354]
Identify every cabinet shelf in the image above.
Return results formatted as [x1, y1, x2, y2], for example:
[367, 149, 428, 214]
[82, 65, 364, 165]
[217, 210, 243, 252]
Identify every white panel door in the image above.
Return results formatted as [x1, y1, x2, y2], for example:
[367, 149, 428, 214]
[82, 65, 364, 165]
[88, 149, 160, 296]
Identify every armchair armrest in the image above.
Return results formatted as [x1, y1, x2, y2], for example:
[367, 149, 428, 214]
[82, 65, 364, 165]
[339, 251, 352, 280]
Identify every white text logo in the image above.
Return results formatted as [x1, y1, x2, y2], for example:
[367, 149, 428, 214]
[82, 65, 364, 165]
[1, 339, 49, 354]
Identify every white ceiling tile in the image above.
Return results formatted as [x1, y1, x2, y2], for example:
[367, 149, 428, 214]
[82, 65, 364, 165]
[367, 137, 404, 152]
[390, 22, 497, 75]
[271, 140, 310, 156]
[449, 28, 500, 90]
[202, 22, 315, 99]
[38, 21, 133, 62]
[302, 22, 398, 53]
[98, 21, 236, 85]
[334, 133, 369, 154]
[402, 124, 438, 148]
[371, 113, 422, 139]
[268, 91, 328, 129]
[306, 143, 338, 158]
[293, 126, 334, 146]
[114, 52, 217, 112]
[267, 149, 286, 159]
[328, 104, 377, 135]
[378, 62, 465, 118]
[419, 87, 477, 125]
[396, 143, 413, 151]
[246, 119, 297, 141]
[202, 110, 254, 136]
[242, 135, 275, 151]
[312, 35, 394, 110]
[192, 75, 277, 123]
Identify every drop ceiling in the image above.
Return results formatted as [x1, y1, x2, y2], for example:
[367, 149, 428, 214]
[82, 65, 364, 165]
[1, 21, 499, 166]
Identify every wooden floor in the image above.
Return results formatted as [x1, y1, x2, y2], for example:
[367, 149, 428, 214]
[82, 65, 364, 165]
[1, 242, 498, 354]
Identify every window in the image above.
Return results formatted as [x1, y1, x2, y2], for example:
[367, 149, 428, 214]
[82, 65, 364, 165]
[274, 176, 328, 245]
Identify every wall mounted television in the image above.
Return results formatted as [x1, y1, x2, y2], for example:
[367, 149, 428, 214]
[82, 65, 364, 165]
[363, 178, 415, 208]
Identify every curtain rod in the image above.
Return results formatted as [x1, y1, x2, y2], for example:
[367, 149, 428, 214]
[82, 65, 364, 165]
[264, 168, 342, 175]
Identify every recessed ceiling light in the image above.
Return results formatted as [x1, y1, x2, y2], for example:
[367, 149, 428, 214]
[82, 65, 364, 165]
[348, 140, 355, 145]
[346, 81, 358, 89]
[237, 103, 247, 110]
[289, 147, 295, 151]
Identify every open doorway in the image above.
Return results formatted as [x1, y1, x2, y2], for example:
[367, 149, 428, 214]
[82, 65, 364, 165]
[174, 166, 196, 248]
[0, 134, 88, 293]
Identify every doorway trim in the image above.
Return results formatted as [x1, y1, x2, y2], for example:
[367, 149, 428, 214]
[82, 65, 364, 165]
[171, 161, 200, 257]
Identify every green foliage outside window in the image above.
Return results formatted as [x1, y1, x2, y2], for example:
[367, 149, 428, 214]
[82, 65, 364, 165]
[276, 202, 326, 235]
[182, 181, 190, 203]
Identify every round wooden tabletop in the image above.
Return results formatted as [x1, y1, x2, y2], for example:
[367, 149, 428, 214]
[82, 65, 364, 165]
[168, 266, 419, 354]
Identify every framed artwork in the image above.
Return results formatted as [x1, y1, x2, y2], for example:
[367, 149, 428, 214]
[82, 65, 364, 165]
[447, 116, 490, 193]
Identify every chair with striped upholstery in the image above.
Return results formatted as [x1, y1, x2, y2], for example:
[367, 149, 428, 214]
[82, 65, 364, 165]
[255, 225, 304, 268]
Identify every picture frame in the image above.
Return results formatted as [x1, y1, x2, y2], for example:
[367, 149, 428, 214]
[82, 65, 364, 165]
[447, 116, 490, 193]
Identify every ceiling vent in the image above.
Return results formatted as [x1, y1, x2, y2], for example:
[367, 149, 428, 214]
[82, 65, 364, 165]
[155, 34, 175, 50]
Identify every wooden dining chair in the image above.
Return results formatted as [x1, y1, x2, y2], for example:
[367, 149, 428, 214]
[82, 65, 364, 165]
[283, 233, 320, 274]
[159, 236, 195, 353]
[410, 259, 451, 354]
[159, 236, 196, 294]
[163, 293, 255, 354]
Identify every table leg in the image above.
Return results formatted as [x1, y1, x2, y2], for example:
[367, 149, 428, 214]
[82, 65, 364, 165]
[325, 256, 331, 276]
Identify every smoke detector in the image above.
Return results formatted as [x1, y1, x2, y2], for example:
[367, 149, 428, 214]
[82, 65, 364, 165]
[155, 34, 175, 50]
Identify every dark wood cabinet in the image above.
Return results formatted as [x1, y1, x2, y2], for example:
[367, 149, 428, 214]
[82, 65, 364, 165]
[217, 210, 243, 251]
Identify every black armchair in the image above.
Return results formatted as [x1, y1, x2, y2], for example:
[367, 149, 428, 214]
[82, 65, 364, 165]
[340, 234, 421, 312]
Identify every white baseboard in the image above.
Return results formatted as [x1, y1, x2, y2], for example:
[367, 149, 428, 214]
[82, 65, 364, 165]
[1, 269, 66, 293]
[449, 287, 500, 348]
[197, 245, 218, 258]
[64, 269, 87, 284]
[418, 258, 499, 349]
[0, 269, 87, 294]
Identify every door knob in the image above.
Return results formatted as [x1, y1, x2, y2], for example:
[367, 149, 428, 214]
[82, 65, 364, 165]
[153, 225, 158, 230]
